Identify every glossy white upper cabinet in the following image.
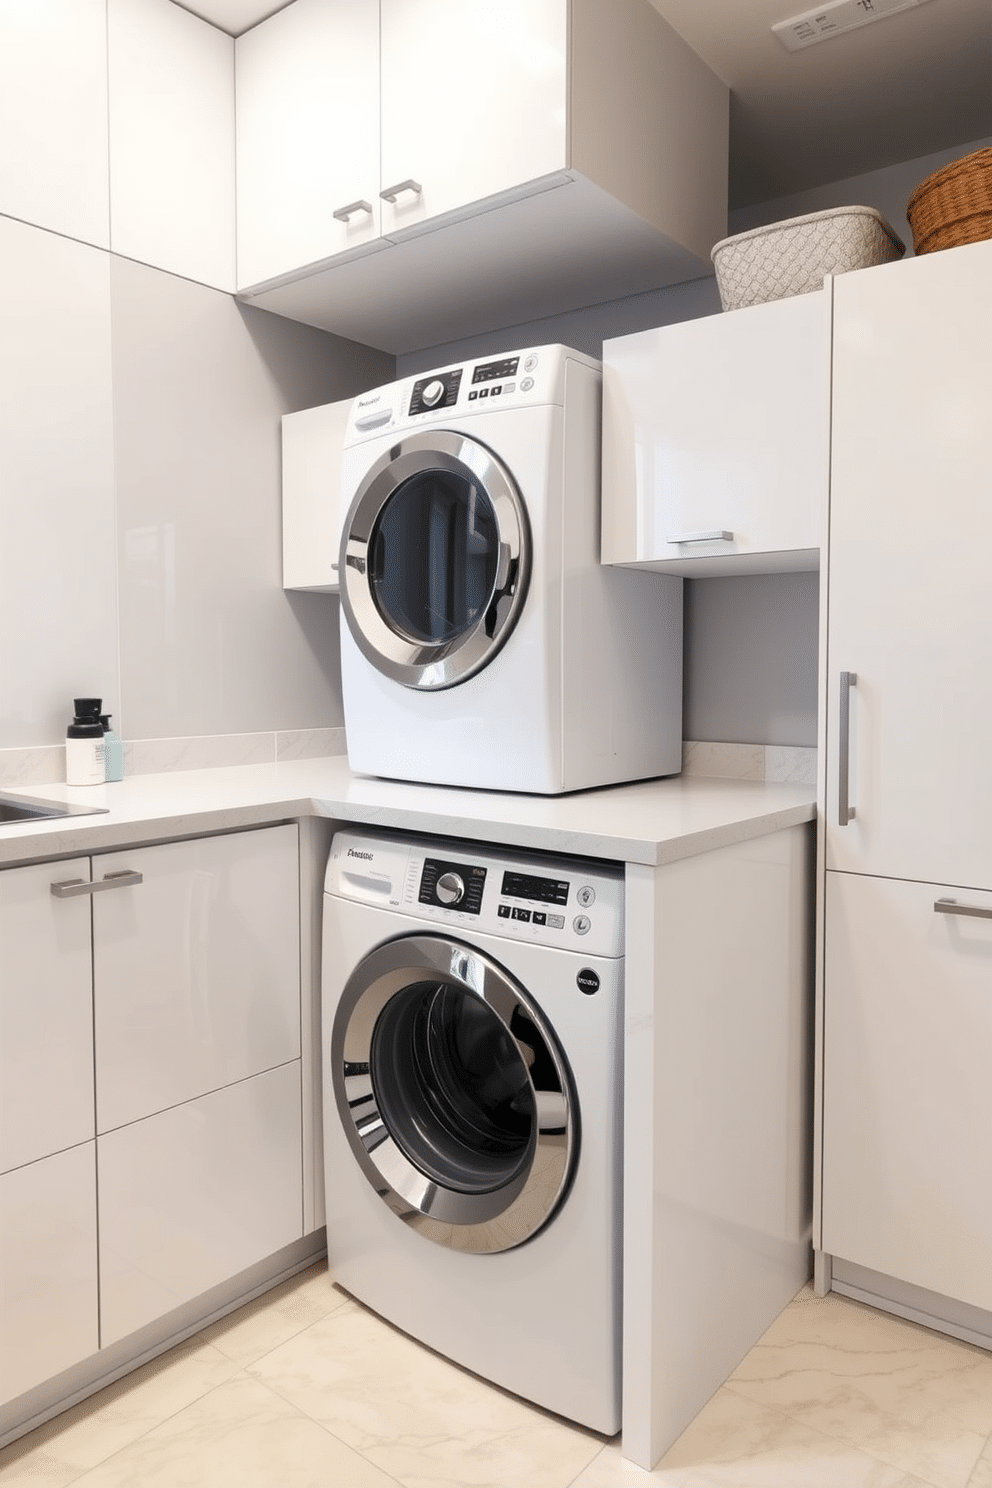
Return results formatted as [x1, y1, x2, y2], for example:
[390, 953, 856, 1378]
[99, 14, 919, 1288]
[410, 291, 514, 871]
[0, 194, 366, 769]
[236, 0, 728, 353]
[0, 1144, 99, 1404]
[282, 398, 353, 592]
[0, 859, 94, 1175]
[236, 0, 381, 287]
[93, 826, 301, 1134]
[0, 0, 109, 247]
[602, 291, 829, 576]
[824, 239, 992, 886]
[377, 0, 567, 237]
[108, 0, 236, 291]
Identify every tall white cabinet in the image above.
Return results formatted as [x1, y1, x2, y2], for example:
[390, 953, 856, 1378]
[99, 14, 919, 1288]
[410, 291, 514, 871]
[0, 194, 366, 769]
[818, 239, 992, 1327]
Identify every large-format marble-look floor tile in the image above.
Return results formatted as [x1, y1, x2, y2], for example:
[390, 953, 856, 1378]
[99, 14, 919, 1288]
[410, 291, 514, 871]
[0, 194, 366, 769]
[967, 1436, 992, 1488]
[573, 1388, 943, 1487]
[67, 1374, 398, 1488]
[726, 1288, 992, 1488]
[0, 1337, 240, 1484]
[198, 1262, 349, 1368]
[249, 1299, 606, 1488]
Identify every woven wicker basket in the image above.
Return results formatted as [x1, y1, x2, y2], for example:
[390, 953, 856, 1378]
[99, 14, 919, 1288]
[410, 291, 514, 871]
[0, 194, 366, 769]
[906, 147, 992, 255]
[711, 206, 905, 312]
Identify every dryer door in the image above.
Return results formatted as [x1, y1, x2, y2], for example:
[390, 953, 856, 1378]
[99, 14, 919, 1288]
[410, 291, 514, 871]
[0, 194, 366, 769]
[338, 431, 530, 691]
[330, 934, 576, 1254]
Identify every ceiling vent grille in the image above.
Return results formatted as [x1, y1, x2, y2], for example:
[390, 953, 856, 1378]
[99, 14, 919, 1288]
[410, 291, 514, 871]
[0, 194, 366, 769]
[773, 0, 934, 51]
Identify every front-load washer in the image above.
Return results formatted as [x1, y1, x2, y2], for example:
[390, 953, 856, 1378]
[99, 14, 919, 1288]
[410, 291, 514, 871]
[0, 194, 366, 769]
[337, 343, 682, 794]
[321, 827, 624, 1434]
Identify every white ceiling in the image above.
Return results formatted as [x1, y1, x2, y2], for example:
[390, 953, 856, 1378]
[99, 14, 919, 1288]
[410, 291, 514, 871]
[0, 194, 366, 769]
[176, 0, 992, 208]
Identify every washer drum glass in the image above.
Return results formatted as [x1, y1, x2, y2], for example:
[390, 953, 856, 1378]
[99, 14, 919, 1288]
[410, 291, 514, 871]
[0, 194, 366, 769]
[339, 431, 530, 691]
[331, 934, 577, 1254]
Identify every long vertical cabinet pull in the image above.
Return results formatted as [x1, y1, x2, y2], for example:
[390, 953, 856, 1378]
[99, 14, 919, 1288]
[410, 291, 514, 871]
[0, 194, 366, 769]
[837, 671, 857, 826]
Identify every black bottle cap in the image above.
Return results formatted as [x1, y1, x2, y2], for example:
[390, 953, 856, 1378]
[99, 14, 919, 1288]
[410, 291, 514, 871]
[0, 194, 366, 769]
[73, 697, 102, 719]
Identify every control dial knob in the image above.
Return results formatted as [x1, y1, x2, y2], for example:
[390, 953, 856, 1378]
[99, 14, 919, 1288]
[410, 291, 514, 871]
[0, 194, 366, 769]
[435, 871, 465, 906]
[421, 378, 446, 408]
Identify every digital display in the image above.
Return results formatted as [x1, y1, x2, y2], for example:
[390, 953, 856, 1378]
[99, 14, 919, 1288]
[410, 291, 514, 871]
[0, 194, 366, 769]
[472, 357, 520, 384]
[500, 870, 569, 906]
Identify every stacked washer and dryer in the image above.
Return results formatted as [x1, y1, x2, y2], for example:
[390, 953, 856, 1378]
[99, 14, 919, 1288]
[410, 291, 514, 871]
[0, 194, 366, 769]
[321, 346, 682, 1433]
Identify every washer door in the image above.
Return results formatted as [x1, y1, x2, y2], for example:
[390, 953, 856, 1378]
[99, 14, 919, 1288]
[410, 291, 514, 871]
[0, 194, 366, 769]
[339, 430, 530, 691]
[331, 934, 576, 1254]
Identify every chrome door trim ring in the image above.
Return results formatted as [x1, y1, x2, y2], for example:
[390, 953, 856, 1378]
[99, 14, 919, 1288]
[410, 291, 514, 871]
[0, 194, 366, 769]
[338, 430, 530, 691]
[330, 934, 576, 1254]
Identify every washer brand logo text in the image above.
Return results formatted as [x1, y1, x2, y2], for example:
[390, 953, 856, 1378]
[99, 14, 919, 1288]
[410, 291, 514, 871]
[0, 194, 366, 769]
[357, 395, 380, 407]
[347, 848, 374, 861]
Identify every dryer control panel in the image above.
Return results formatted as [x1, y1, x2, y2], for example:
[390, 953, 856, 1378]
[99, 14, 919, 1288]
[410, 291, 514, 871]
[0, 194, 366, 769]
[326, 829, 624, 958]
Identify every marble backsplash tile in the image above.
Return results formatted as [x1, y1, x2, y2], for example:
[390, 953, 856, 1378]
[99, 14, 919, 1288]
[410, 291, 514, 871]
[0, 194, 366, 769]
[0, 735, 811, 788]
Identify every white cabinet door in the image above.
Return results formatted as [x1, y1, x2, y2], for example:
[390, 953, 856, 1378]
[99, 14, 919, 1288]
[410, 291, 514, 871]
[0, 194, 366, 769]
[378, 0, 567, 238]
[822, 870, 992, 1312]
[235, 0, 381, 288]
[0, 858, 94, 1174]
[0, 0, 109, 247]
[107, 0, 235, 291]
[602, 291, 828, 575]
[98, 1063, 302, 1346]
[825, 239, 992, 885]
[93, 826, 301, 1133]
[0, 1144, 98, 1403]
[282, 398, 354, 591]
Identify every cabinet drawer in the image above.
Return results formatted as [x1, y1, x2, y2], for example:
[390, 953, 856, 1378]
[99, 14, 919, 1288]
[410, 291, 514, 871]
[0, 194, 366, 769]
[0, 1144, 98, 1404]
[94, 825, 301, 1132]
[98, 1061, 303, 1346]
[822, 870, 992, 1311]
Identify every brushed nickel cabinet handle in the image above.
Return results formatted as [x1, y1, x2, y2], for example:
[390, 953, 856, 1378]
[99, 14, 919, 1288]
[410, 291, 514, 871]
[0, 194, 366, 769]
[665, 529, 734, 544]
[332, 199, 373, 222]
[380, 178, 422, 204]
[837, 671, 857, 826]
[934, 898, 992, 922]
[51, 870, 143, 899]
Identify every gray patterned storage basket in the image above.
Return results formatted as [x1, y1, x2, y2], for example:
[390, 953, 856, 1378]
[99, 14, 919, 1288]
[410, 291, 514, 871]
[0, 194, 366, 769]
[711, 206, 905, 311]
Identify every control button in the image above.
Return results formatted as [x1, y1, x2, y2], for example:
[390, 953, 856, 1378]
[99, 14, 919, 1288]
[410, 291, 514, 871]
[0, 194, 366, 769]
[421, 378, 445, 408]
[520, 376, 534, 392]
[468, 390, 478, 400]
[435, 871, 465, 906]
[479, 387, 489, 397]
[523, 354, 539, 372]
[497, 903, 511, 918]
[511, 907, 532, 922]
[491, 385, 501, 395]
[547, 913, 565, 929]
[576, 885, 596, 908]
[573, 914, 591, 935]
[532, 911, 547, 926]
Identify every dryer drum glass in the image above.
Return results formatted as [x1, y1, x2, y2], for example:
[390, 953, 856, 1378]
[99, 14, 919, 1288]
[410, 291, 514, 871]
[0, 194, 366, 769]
[370, 981, 536, 1195]
[369, 472, 499, 645]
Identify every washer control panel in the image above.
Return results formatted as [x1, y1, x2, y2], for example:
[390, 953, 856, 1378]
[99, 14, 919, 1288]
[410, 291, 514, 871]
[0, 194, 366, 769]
[326, 829, 623, 957]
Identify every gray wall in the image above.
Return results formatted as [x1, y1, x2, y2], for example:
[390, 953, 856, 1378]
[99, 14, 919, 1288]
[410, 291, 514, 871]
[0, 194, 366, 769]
[0, 221, 392, 751]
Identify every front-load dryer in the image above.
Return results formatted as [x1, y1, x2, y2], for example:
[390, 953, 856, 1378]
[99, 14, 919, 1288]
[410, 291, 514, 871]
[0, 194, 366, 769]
[321, 827, 624, 1434]
[337, 344, 682, 794]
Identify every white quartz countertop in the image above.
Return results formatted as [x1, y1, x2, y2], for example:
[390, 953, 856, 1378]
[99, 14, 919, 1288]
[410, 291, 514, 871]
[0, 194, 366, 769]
[0, 757, 816, 869]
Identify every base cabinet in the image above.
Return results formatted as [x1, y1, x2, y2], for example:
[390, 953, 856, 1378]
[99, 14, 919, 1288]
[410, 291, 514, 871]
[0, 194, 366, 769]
[821, 871, 992, 1314]
[0, 1145, 99, 1403]
[0, 823, 304, 1412]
